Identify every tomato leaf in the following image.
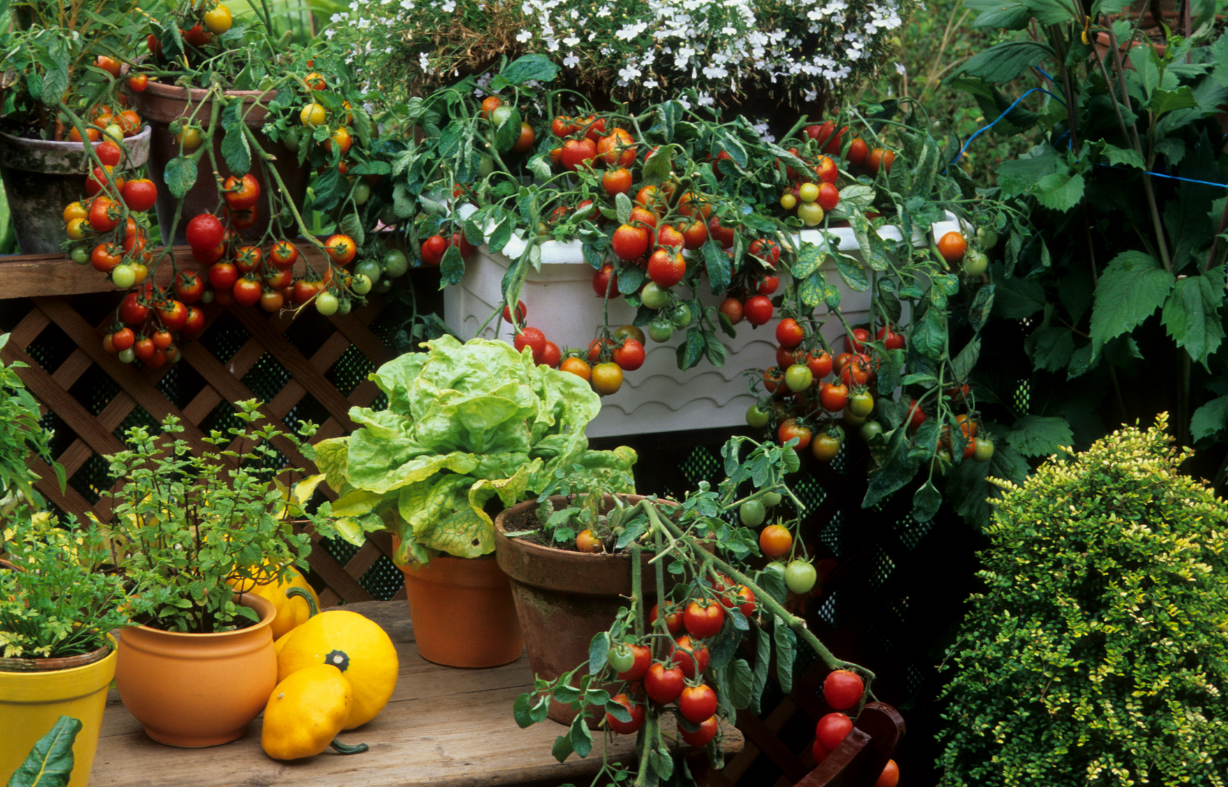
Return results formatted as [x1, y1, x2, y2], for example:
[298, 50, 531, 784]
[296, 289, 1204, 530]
[773, 615, 797, 694]
[951, 337, 981, 383]
[835, 253, 869, 292]
[615, 518, 646, 549]
[703, 239, 732, 294]
[340, 211, 365, 249]
[651, 738, 674, 780]
[1089, 250, 1175, 360]
[219, 101, 251, 176]
[728, 658, 753, 709]
[756, 568, 788, 607]
[863, 428, 922, 510]
[749, 624, 771, 715]
[912, 480, 942, 522]
[798, 271, 825, 309]
[553, 682, 581, 705]
[676, 327, 706, 370]
[642, 145, 672, 185]
[439, 243, 464, 286]
[850, 213, 891, 272]
[605, 699, 632, 723]
[703, 330, 727, 367]
[913, 307, 947, 360]
[163, 156, 197, 200]
[618, 264, 644, 295]
[968, 284, 995, 332]
[588, 631, 610, 676]
[7, 715, 80, 787]
[793, 241, 826, 280]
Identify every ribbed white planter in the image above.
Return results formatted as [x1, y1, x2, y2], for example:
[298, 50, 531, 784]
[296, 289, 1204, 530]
[443, 209, 963, 439]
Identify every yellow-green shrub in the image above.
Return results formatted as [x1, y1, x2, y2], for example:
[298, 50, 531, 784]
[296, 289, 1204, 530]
[937, 414, 1228, 787]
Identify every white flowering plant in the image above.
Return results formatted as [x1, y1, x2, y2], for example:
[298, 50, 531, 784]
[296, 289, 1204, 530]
[365, 57, 1040, 529]
[333, 0, 910, 111]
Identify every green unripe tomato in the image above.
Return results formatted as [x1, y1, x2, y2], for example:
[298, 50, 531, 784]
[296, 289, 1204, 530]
[973, 437, 995, 462]
[382, 248, 409, 278]
[745, 404, 770, 429]
[797, 201, 824, 226]
[349, 273, 373, 295]
[641, 281, 670, 310]
[338, 298, 353, 315]
[739, 500, 766, 528]
[315, 291, 339, 316]
[608, 643, 635, 673]
[963, 249, 989, 276]
[103, 124, 124, 144]
[282, 131, 300, 152]
[490, 105, 514, 127]
[785, 560, 818, 594]
[352, 181, 371, 206]
[647, 319, 673, 343]
[860, 420, 885, 443]
[762, 491, 782, 507]
[478, 153, 495, 178]
[763, 562, 787, 580]
[843, 408, 867, 427]
[976, 227, 998, 249]
[110, 264, 136, 289]
[671, 301, 693, 328]
[784, 364, 813, 392]
[70, 245, 91, 265]
[355, 260, 382, 281]
[379, 206, 401, 227]
[117, 347, 136, 364]
[374, 278, 393, 294]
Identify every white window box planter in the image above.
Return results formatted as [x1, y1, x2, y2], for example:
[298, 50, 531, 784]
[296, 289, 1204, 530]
[443, 209, 963, 439]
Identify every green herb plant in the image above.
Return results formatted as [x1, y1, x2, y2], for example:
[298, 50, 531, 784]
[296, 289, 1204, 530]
[938, 413, 1228, 785]
[104, 399, 351, 634]
[513, 436, 874, 787]
[0, 509, 130, 659]
[315, 335, 636, 566]
[0, 334, 64, 522]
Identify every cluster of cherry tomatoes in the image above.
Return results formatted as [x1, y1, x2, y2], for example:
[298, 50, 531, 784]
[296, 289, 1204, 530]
[143, 1, 236, 63]
[813, 670, 900, 785]
[602, 583, 757, 747]
[503, 301, 645, 396]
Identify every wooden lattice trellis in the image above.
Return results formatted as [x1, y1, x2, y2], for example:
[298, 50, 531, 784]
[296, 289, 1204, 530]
[1, 247, 403, 608]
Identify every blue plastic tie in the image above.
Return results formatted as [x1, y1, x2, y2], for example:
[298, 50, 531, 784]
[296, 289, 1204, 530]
[950, 87, 1067, 165]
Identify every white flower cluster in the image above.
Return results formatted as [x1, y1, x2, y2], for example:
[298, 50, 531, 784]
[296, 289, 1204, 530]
[336, 0, 904, 104]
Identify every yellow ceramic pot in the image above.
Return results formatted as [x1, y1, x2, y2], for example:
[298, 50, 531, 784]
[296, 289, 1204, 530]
[114, 594, 277, 747]
[0, 636, 118, 787]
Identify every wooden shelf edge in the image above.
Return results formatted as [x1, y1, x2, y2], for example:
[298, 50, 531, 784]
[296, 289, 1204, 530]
[0, 243, 332, 300]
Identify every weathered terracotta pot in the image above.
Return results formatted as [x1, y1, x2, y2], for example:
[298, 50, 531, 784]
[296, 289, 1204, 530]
[399, 553, 524, 668]
[494, 494, 675, 724]
[0, 638, 117, 787]
[114, 593, 277, 747]
[0, 125, 150, 254]
[130, 81, 308, 245]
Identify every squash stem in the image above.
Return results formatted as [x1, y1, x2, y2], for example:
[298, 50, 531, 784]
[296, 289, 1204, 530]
[284, 585, 319, 618]
[329, 738, 369, 755]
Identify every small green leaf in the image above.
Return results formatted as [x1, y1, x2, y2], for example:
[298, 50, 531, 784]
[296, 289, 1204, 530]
[729, 658, 753, 709]
[570, 714, 593, 758]
[1191, 395, 1228, 442]
[513, 694, 536, 728]
[959, 41, 1056, 83]
[551, 732, 574, 762]
[588, 632, 609, 676]
[163, 157, 198, 200]
[439, 243, 465, 286]
[501, 55, 560, 85]
[773, 616, 796, 694]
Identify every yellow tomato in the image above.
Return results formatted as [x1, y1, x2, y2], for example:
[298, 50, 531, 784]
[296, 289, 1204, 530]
[66, 217, 90, 240]
[203, 3, 233, 34]
[63, 202, 88, 223]
[300, 103, 326, 128]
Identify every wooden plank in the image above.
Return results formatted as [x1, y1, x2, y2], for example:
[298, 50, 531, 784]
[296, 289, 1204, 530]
[0, 245, 333, 300]
[7, 307, 50, 354]
[329, 302, 392, 366]
[228, 304, 358, 430]
[734, 706, 810, 784]
[90, 601, 743, 787]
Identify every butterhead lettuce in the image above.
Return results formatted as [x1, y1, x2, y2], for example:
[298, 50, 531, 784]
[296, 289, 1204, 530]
[317, 336, 635, 565]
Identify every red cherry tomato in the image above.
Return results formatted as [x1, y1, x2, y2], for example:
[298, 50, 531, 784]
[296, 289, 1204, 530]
[678, 684, 718, 724]
[644, 662, 685, 704]
[823, 670, 865, 711]
[683, 599, 725, 640]
[815, 712, 853, 751]
[605, 694, 645, 735]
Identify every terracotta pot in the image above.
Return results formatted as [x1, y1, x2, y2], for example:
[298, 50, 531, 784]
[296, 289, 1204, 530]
[0, 637, 117, 787]
[0, 125, 150, 254]
[114, 594, 277, 747]
[130, 81, 308, 245]
[494, 494, 675, 724]
[399, 552, 524, 669]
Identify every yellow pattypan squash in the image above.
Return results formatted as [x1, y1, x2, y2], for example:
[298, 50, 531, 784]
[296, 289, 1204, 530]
[276, 601, 398, 730]
[261, 664, 369, 760]
[230, 564, 320, 640]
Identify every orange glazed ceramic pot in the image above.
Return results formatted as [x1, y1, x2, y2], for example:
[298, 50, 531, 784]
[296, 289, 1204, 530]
[114, 594, 277, 747]
[400, 553, 524, 668]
